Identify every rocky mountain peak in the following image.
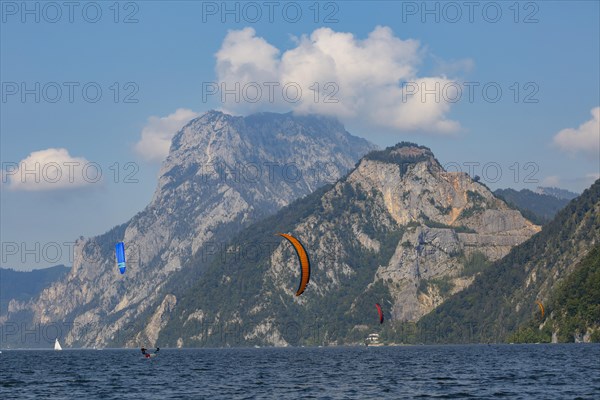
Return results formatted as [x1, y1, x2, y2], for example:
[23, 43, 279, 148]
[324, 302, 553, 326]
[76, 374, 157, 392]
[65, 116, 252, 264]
[154, 142, 542, 348]
[319, 144, 541, 321]
[3, 111, 375, 348]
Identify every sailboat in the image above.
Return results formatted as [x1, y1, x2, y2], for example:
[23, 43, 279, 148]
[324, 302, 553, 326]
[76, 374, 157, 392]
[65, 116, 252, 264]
[54, 338, 62, 351]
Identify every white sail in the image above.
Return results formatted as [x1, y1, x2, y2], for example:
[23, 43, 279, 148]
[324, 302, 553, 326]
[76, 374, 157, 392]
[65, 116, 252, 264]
[54, 339, 62, 351]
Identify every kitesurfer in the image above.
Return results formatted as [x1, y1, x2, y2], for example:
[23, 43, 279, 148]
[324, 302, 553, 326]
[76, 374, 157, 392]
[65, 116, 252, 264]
[141, 347, 159, 358]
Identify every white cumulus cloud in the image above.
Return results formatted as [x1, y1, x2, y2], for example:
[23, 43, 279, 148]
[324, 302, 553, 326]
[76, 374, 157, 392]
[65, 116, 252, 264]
[135, 108, 199, 162]
[214, 26, 460, 133]
[3, 148, 96, 191]
[553, 107, 600, 159]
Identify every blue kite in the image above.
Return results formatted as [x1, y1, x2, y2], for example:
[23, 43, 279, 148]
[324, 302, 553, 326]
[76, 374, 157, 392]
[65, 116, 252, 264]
[115, 242, 126, 274]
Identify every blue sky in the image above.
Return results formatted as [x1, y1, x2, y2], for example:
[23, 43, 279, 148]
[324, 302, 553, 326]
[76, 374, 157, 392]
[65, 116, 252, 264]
[1, 1, 599, 269]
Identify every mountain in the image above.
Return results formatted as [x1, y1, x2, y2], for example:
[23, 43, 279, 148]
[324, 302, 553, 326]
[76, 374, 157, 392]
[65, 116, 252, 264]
[536, 186, 579, 201]
[542, 245, 600, 342]
[418, 179, 600, 343]
[0, 265, 69, 318]
[0, 111, 375, 348]
[157, 143, 539, 347]
[509, 244, 600, 343]
[494, 188, 571, 225]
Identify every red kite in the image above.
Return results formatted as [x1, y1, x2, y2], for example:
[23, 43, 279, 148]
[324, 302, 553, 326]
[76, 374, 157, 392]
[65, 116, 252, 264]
[375, 303, 384, 324]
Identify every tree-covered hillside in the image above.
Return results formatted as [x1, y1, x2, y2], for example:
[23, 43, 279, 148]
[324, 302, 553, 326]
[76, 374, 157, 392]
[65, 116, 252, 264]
[494, 188, 571, 225]
[509, 245, 600, 343]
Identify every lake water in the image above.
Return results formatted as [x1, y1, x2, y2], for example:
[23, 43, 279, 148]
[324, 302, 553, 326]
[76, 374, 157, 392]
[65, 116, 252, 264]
[1, 344, 599, 399]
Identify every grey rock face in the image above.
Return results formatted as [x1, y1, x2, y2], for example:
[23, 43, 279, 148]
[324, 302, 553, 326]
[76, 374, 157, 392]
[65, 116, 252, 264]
[346, 147, 539, 321]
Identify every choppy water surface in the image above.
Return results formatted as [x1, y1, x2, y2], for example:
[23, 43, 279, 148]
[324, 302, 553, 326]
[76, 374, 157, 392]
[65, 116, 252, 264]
[1, 344, 599, 399]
